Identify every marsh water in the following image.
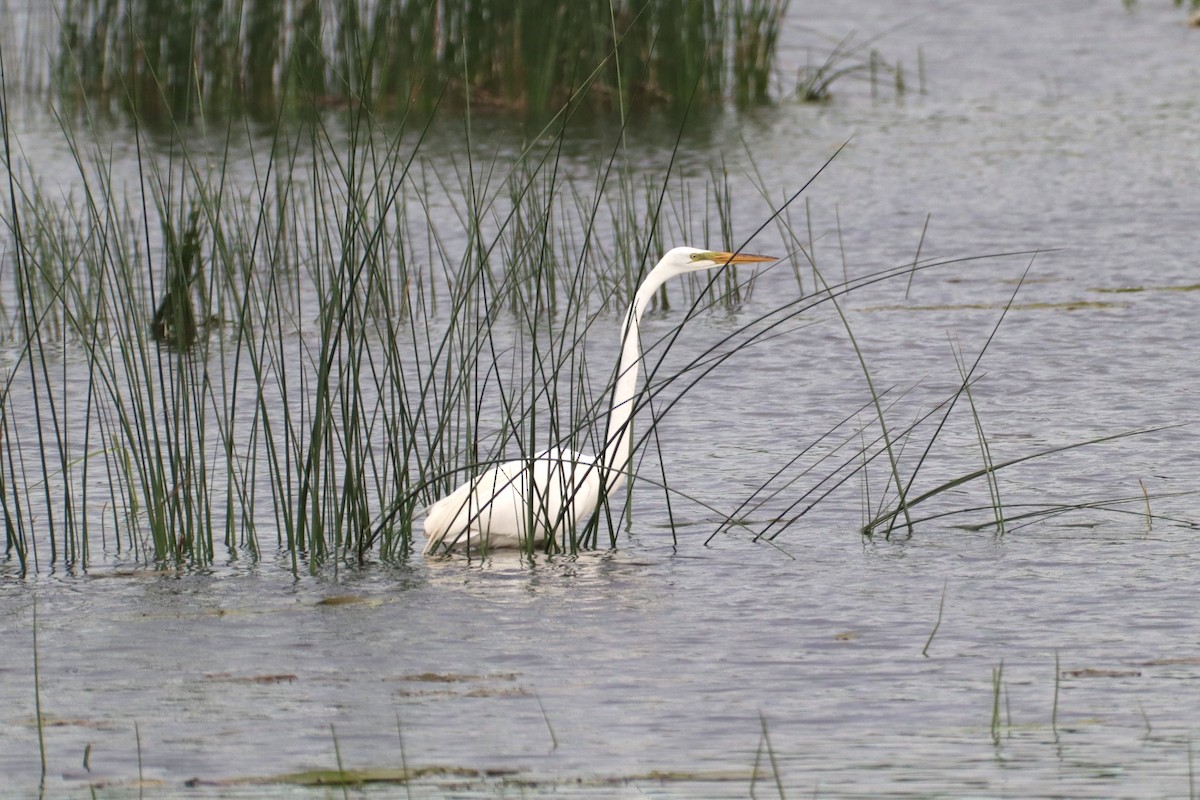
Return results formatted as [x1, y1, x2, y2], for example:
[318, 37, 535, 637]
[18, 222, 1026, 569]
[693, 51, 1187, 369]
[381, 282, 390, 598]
[4, 1, 1200, 797]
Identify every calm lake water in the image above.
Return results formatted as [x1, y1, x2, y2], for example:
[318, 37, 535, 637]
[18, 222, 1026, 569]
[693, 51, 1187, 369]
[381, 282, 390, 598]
[3, 1, 1200, 797]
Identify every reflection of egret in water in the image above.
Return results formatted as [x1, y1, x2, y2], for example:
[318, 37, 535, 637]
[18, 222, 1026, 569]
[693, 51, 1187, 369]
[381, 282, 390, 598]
[423, 247, 776, 556]
[418, 543, 673, 617]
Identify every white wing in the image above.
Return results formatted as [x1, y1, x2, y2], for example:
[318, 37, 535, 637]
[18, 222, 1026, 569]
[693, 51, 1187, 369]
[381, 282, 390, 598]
[423, 449, 602, 554]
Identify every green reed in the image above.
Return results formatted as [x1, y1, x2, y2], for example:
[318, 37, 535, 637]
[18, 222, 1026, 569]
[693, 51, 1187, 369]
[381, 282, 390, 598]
[3, 64, 788, 570]
[991, 659, 1005, 746]
[751, 712, 786, 798]
[793, 29, 908, 103]
[54, 0, 788, 120]
[7, 26, 1178, 571]
[687, 227, 1183, 546]
[31, 596, 46, 779]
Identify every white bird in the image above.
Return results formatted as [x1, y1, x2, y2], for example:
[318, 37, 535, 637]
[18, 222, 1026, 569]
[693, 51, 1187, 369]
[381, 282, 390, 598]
[422, 247, 776, 555]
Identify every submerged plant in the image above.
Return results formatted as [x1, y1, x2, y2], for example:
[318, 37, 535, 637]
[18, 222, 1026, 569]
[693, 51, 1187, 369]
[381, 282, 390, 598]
[793, 30, 909, 103]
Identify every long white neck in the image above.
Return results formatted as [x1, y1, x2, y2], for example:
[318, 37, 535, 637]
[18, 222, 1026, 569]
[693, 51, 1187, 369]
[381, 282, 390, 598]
[600, 265, 676, 496]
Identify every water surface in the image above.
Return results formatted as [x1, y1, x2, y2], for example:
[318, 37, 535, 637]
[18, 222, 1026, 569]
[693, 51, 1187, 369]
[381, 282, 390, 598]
[3, 1, 1200, 797]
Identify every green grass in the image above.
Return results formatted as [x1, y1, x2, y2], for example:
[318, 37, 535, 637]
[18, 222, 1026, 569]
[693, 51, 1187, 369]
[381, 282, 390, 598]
[52, 0, 789, 121]
[6, 51, 822, 570]
[751, 712, 787, 799]
[31, 596, 46, 780]
[991, 659, 1006, 746]
[2, 6, 1185, 574]
[690, 230, 1190, 546]
[1, 91, 1034, 572]
[792, 28, 912, 103]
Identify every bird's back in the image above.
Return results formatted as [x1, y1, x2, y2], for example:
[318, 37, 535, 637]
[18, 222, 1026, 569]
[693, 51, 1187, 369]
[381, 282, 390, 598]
[423, 449, 602, 555]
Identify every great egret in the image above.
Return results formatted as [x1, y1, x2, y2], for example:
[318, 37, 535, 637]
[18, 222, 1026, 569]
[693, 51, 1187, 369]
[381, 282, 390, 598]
[422, 247, 776, 555]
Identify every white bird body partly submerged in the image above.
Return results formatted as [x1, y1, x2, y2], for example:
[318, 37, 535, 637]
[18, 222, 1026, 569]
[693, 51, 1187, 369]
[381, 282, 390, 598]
[422, 247, 775, 556]
[422, 449, 601, 554]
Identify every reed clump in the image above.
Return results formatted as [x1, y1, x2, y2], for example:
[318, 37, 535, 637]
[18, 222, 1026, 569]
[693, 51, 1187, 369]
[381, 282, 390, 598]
[2, 6, 1171, 574]
[1, 70, 786, 572]
[55, 0, 788, 121]
[2, 98, 1168, 573]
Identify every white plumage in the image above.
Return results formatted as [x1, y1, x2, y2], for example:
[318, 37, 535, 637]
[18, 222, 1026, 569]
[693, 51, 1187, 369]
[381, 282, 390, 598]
[422, 247, 775, 555]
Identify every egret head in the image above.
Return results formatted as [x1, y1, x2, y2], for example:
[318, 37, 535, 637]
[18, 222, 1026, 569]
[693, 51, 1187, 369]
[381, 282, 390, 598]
[661, 246, 776, 276]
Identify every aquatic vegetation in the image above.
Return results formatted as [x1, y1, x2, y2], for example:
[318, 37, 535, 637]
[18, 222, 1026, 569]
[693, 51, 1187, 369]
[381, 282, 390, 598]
[0, 92, 1177, 574]
[790, 28, 916, 103]
[991, 659, 1007, 746]
[1, 69, 812, 571]
[53, 0, 789, 120]
[0, 82, 1066, 574]
[1122, 0, 1200, 14]
[2, 10, 1183, 575]
[8, 7, 1200, 799]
